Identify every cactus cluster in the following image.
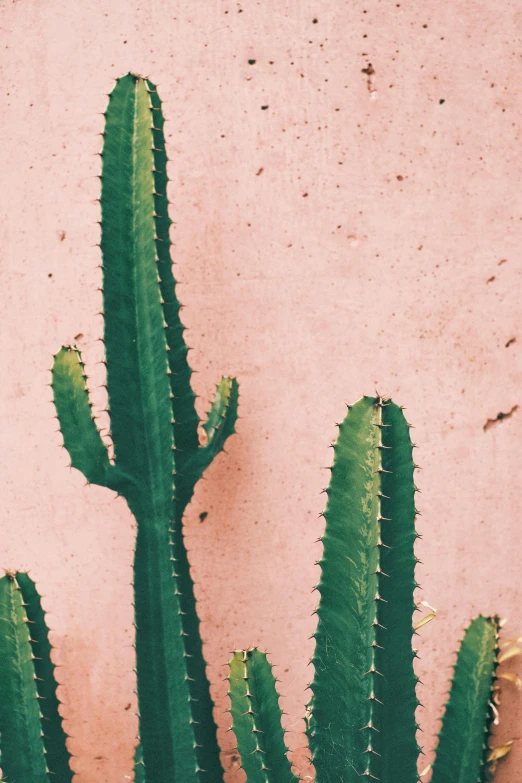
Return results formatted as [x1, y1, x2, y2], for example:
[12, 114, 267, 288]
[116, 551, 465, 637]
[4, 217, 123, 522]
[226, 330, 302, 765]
[227, 397, 513, 783]
[0, 75, 517, 783]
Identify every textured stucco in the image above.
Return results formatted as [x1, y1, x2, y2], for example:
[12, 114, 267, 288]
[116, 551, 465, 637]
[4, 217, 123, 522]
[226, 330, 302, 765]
[1, 1, 522, 781]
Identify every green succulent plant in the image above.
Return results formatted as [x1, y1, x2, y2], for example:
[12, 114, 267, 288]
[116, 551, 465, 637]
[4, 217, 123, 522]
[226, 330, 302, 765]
[0, 75, 516, 783]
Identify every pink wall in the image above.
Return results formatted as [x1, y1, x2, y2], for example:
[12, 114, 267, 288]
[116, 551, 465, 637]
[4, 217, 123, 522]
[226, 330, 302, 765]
[2, 1, 522, 780]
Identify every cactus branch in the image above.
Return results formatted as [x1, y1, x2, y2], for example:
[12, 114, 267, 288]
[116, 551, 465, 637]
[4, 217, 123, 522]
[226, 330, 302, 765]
[101, 75, 173, 503]
[430, 616, 501, 783]
[52, 346, 111, 487]
[228, 649, 299, 783]
[200, 377, 239, 461]
[308, 397, 418, 783]
[178, 377, 239, 511]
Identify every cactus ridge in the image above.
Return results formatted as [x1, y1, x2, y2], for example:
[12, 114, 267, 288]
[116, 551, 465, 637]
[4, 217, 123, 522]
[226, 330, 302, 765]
[147, 80, 239, 781]
[16, 573, 73, 783]
[134, 742, 146, 783]
[147, 79, 200, 474]
[0, 573, 49, 782]
[374, 400, 421, 780]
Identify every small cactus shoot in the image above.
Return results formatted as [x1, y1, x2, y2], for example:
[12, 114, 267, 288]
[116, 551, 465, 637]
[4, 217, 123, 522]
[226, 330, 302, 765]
[0, 573, 73, 783]
[228, 649, 299, 783]
[431, 615, 501, 783]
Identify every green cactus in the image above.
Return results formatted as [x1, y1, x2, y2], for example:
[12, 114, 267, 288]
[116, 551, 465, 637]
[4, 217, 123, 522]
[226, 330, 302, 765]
[51, 74, 238, 783]
[228, 397, 513, 783]
[0, 572, 73, 783]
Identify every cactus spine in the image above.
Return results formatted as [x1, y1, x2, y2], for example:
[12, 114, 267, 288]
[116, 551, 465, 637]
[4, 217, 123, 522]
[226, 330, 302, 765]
[51, 74, 238, 783]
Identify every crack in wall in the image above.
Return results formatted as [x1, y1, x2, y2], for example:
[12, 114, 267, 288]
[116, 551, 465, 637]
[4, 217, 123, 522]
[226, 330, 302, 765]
[483, 405, 519, 431]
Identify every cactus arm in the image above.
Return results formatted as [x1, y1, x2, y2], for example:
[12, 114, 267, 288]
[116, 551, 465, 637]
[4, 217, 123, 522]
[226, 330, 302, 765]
[178, 377, 239, 512]
[0, 574, 49, 782]
[202, 377, 239, 445]
[101, 74, 201, 782]
[228, 649, 299, 783]
[15, 573, 73, 783]
[430, 616, 500, 783]
[308, 396, 419, 783]
[51, 346, 111, 486]
[147, 79, 200, 462]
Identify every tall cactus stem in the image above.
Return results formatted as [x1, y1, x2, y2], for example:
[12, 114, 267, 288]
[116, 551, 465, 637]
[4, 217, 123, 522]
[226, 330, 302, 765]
[52, 73, 238, 783]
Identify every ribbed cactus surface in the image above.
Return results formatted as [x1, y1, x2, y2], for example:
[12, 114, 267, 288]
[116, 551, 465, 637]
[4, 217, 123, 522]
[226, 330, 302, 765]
[52, 74, 238, 783]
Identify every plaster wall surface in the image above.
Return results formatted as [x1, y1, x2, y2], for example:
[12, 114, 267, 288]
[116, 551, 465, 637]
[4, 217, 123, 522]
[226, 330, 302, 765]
[1, 1, 522, 781]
